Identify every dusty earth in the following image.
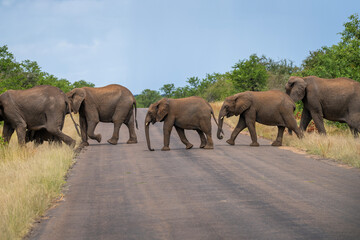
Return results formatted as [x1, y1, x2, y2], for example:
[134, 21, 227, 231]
[29, 109, 360, 240]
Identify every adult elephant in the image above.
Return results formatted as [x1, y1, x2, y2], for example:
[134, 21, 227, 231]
[66, 84, 138, 146]
[217, 90, 303, 146]
[145, 97, 220, 151]
[0, 85, 78, 146]
[285, 76, 360, 137]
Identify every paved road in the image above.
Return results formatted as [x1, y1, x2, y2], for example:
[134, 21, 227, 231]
[29, 108, 360, 240]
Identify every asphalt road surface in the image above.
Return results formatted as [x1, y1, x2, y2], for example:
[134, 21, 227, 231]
[29, 108, 360, 240]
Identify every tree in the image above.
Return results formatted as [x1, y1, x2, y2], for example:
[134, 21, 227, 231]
[0, 45, 22, 92]
[135, 89, 162, 108]
[19, 60, 45, 89]
[200, 75, 235, 102]
[72, 80, 95, 89]
[0, 45, 96, 93]
[300, 14, 360, 81]
[230, 54, 268, 92]
[262, 57, 300, 90]
[340, 13, 360, 44]
[160, 83, 175, 98]
[173, 86, 191, 98]
[0, 45, 18, 75]
[186, 77, 200, 96]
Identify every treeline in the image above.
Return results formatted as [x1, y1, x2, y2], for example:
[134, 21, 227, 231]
[0, 45, 94, 93]
[136, 13, 360, 108]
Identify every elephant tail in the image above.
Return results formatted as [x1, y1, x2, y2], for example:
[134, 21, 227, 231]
[133, 99, 138, 130]
[211, 108, 224, 135]
[66, 99, 81, 137]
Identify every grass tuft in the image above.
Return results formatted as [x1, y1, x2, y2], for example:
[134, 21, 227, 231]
[0, 116, 80, 240]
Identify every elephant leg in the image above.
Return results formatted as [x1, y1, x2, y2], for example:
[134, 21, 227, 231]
[347, 114, 360, 138]
[203, 131, 214, 149]
[48, 131, 63, 146]
[284, 114, 304, 139]
[299, 108, 312, 132]
[108, 108, 132, 145]
[25, 130, 32, 144]
[310, 111, 326, 134]
[34, 134, 44, 146]
[162, 120, 174, 151]
[87, 120, 101, 143]
[245, 115, 259, 147]
[227, 116, 246, 145]
[200, 120, 213, 149]
[107, 121, 122, 145]
[125, 111, 138, 144]
[349, 126, 359, 138]
[196, 129, 207, 148]
[354, 129, 359, 138]
[3, 122, 15, 143]
[79, 113, 89, 146]
[175, 126, 193, 149]
[47, 126, 76, 147]
[272, 126, 285, 146]
[16, 124, 27, 146]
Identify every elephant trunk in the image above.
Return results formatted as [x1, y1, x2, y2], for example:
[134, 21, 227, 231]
[145, 117, 154, 151]
[217, 109, 225, 140]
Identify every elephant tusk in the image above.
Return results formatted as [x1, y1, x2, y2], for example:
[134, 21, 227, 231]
[146, 122, 149, 126]
[221, 116, 224, 120]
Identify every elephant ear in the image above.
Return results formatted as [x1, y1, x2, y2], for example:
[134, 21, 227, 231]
[234, 92, 252, 116]
[287, 77, 307, 102]
[156, 98, 169, 122]
[67, 88, 86, 114]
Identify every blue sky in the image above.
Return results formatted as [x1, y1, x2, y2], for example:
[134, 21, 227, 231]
[1, 0, 359, 94]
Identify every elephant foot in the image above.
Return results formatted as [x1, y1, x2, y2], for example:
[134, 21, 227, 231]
[107, 138, 118, 145]
[271, 141, 282, 146]
[250, 142, 259, 147]
[161, 146, 170, 151]
[80, 141, 89, 147]
[127, 138, 138, 144]
[204, 145, 214, 149]
[186, 143, 193, 149]
[90, 134, 102, 143]
[226, 139, 235, 145]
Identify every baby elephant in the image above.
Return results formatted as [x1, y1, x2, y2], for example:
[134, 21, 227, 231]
[217, 90, 303, 146]
[25, 129, 62, 145]
[145, 97, 219, 151]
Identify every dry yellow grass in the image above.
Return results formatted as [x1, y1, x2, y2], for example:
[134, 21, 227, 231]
[0, 115, 80, 240]
[211, 102, 360, 168]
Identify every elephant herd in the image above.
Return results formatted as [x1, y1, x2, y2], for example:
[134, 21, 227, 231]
[0, 76, 359, 151]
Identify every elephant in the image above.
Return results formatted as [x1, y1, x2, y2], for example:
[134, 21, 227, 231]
[25, 129, 62, 145]
[285, 76, 360, 137]
[0, 85, 78, 146]
[145, 96, 220, 151]
[217, 90, 304, 146]
[66, 84, 138, 146]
